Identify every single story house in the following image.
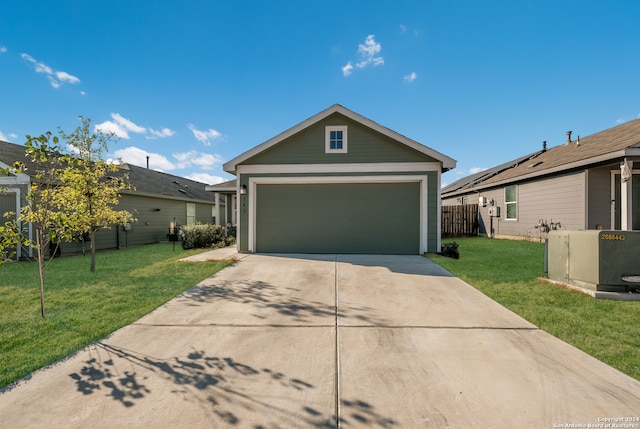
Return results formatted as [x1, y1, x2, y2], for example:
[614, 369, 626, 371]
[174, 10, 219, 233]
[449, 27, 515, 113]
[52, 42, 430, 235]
[0, 140, 224, 258]
[442, 119, 640, 239]
[214, 104, 456, 254]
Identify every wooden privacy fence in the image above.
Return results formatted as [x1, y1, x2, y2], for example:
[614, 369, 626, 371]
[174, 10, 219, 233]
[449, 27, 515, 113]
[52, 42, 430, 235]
[442, 204, 479, 238]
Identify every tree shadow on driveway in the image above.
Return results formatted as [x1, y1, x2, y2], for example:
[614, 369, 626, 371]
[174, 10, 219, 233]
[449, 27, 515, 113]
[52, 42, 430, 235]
[68, 342, 396, 428]
[178, 279, 387, 325]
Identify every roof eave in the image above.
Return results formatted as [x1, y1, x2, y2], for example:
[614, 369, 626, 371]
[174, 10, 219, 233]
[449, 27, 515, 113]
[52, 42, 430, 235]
[205, 185, 236, 193]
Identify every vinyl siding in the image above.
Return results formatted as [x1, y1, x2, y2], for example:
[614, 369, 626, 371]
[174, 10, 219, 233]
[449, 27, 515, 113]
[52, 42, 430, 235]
[426, 171, 440, 251]
[0, 193, 18, 258]
[56, 194, 216, 255]
[0, 193, 17, 222]
[445, 168, 626, 239]
[243, 113, 436, 165]
[587, 166, 614, 229]
[445, 172, 587, 239]
[477, 172, 586, 239]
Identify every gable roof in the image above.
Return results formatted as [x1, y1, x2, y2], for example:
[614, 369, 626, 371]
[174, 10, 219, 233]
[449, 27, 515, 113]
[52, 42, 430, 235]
[0, 140, 215, 203]
[441, 151, 541, 195]
[116, 163, 215, 202]
[443, 118, 640, 196]
[205, 179, 236, 193]
[223, 104, 456, 174]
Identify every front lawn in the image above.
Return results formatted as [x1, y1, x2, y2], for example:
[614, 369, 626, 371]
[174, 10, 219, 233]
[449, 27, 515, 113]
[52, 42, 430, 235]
[428, 237, 640, 381]
[0, 244, 231, 388]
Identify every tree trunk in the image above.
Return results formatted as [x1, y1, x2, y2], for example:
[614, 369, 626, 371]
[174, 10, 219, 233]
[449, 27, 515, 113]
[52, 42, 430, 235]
[36, 230, 46, 318]
[90, 229, 96, 272]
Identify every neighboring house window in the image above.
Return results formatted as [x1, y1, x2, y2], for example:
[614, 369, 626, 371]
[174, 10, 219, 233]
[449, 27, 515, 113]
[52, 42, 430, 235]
[186, 203, 196, 225]
[325, 126, 348, 153]
[505, 185, 517, 220]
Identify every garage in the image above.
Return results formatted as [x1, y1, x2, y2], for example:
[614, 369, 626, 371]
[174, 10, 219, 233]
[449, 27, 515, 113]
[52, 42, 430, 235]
[219, 104, 456, 255]
[255, 182, 420, 254]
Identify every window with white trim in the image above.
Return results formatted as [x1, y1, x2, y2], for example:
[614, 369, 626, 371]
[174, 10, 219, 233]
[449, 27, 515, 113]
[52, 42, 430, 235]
[186, 203, 196, 225]
[505, 185, 517, 220]
[325, 126, 348, 153]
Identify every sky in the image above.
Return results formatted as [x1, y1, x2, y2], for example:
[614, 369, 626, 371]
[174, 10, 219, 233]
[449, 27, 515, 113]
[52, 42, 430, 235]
[2, 1, 640, 186]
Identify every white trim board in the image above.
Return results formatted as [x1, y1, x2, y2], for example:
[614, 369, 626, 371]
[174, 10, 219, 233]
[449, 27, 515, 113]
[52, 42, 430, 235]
[237, 162, 442, 175]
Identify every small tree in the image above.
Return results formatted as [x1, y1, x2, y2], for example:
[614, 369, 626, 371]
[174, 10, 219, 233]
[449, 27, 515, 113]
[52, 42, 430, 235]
[56, 117, 134, 272]
[19, 133, 74, 317]
[12, 119, 134, 317]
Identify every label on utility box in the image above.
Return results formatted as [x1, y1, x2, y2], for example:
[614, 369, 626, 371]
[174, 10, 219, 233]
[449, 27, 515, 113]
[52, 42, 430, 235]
[600, 233, 626, 241]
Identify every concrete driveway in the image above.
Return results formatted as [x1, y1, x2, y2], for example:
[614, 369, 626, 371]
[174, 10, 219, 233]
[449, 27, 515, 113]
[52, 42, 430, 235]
[1, 254, 640, 428]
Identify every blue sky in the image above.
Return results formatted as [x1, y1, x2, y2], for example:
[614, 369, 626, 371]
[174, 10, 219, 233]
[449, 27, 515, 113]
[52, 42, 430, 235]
[2, 1, 640, 186]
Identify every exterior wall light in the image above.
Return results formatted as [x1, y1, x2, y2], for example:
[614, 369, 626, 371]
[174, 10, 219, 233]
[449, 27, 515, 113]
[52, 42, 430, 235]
[240, 184, 247, 195]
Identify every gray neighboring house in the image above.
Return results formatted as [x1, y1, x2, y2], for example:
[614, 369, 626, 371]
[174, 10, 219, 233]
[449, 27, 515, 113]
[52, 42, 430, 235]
[442, 119, 640, 239]
[216, 104, 456, 254]
[0, 140, 223, 257]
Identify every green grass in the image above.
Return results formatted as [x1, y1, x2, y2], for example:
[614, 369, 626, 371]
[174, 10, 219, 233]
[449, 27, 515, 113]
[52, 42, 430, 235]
[428, 237, 640, 381]
[0, 244, 231, 388]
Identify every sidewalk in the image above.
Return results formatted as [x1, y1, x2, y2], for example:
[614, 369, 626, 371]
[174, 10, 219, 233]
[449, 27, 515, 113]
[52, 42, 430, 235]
[177, 246, 241, 262]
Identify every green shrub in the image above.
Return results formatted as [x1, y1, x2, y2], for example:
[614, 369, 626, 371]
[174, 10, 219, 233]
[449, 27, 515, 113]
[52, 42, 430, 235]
[180, 224, 231, 249]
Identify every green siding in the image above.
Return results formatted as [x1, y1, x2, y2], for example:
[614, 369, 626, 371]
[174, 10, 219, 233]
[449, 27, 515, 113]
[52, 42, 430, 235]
[196, 203, 214, 224]
[255, 182, 419, 254]
[57, 195, 215, 254]
[0, 193, 16, 222]
[244, 113, 436, 165]
[426, 171, 439, 251]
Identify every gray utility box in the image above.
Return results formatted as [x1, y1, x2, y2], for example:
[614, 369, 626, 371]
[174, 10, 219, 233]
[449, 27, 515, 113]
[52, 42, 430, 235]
[548, 230, 640, 292]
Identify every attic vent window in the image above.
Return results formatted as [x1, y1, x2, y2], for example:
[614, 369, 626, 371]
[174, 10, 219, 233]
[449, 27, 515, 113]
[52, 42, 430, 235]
[325, 126, 348, 153]
[528, 161, 543, 168]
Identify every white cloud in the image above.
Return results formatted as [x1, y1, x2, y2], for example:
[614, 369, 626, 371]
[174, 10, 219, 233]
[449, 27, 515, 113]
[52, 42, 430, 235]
[342, 61, 353, 77]
[48, 77, 61, 88]
[0, 46, 7, 53]
[404, 72, 417, 83]
[469, 167, 488, 174]
[358, 36, 381, 60]
[149, 127, 175, 138]
[0, 131, 17, 142]
[21, 53, 52, 74]
[95, 113, 146, 139]
[356, 35, 384, 69]
[55, 70, 80, 84]
[188, 124, 221, 146]
[112, 113, 145, 134]
[400, 24, 407, 34]
[342, 35, 384, 77]
[21, 53, 80, 88]
[80, 91, 87, 96]
[186, 173, 226, 185]
[192, 153, 224, 169]
[173, 150, 224, 170]
[112, 146, 176, 171]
